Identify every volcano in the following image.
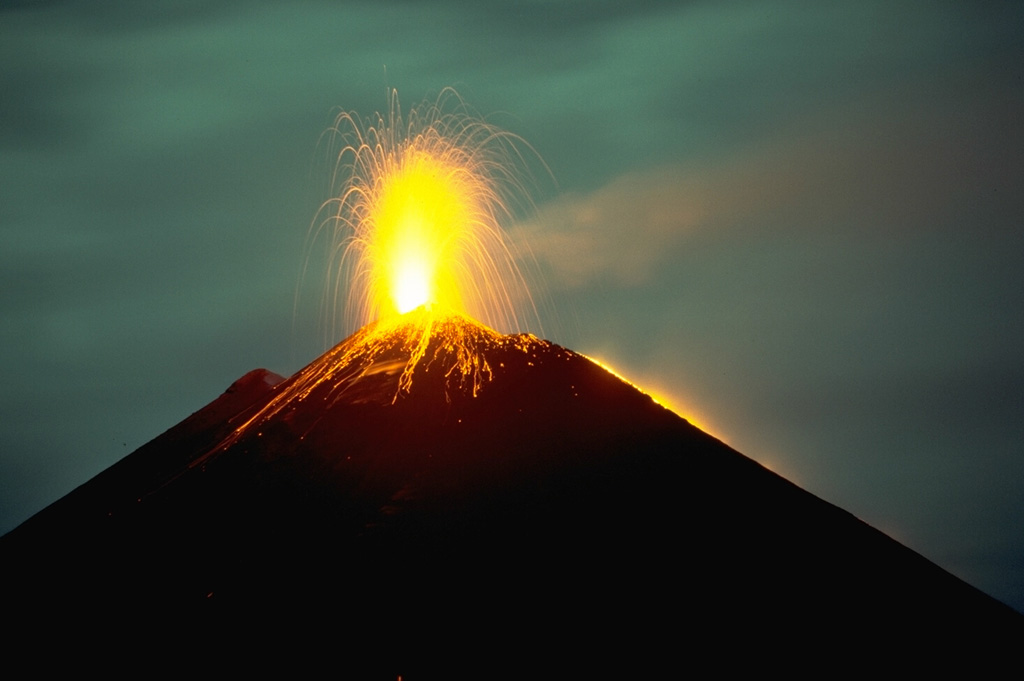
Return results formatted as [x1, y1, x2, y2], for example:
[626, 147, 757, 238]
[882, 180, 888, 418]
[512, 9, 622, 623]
[4, 312, 1020, 668]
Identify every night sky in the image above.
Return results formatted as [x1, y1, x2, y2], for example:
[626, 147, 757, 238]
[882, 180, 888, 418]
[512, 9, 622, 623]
[3, 2, 1022, 611]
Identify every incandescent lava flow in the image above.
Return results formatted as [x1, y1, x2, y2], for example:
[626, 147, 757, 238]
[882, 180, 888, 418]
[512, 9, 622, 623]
[302, 87, 546, 393]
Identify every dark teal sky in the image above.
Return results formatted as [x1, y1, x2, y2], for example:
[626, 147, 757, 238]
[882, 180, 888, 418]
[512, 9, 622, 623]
[3, 1, 1023, 611]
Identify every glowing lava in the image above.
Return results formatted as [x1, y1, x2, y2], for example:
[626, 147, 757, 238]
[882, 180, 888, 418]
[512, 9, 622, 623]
[182, 87, 721, 474]
[313, 88, 543, 339]
[199, 91, 697, 462]
[364, 150, 471, 316]
[290, 88, 547, 405]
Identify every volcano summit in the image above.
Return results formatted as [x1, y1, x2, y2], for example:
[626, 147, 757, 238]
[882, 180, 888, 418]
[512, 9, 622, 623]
[3, 312, 1020, 669]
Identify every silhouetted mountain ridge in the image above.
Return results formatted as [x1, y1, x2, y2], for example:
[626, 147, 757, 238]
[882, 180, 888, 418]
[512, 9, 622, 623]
[3, 313, 1020, 669]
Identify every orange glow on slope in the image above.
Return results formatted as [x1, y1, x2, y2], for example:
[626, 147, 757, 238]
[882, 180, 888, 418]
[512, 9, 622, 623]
[581, 353, 712, 434]
[312, 88, 543, 339]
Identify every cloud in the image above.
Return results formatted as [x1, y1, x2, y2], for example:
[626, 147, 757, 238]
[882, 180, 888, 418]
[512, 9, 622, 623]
[513, 166, 703, 288]
[517, 69, 1024, 293]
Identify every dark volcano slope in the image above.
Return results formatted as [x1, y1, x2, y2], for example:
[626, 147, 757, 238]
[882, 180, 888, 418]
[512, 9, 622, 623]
[4, 322, 1020, 665]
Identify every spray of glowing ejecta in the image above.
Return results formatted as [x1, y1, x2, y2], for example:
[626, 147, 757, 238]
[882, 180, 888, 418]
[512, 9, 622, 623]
[302, 88, 549, 394]
[198, 90, 548, 458]
[318, 88, 543, 339]
[192, 89, 696, 462]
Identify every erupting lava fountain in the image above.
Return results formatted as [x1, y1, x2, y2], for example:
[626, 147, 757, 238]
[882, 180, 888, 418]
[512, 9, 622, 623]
[206, 88, 569, 459]
[309, 88, 545, 385]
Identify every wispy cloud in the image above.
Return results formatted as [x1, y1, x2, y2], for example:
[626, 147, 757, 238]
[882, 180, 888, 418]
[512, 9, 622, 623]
[518, 72, 1024, 293]
[513, 166, 704, 288]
